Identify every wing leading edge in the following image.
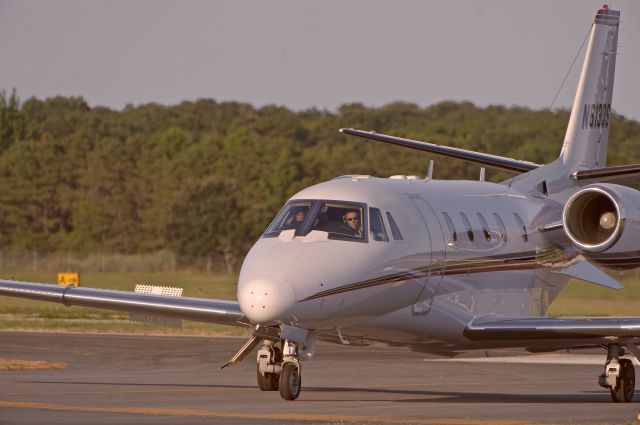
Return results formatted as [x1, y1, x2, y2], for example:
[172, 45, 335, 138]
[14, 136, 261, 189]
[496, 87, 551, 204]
[339, 128, 541, 173]
[0, 279, 246, 327]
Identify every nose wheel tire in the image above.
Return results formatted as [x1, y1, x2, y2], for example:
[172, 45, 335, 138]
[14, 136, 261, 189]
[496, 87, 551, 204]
[611, 359, 635, 402]
[257, 368, 279, 391]
[279, 363, 301, 400]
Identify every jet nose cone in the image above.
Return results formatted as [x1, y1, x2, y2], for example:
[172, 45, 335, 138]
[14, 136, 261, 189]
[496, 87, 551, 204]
[237, 276, 296, 324]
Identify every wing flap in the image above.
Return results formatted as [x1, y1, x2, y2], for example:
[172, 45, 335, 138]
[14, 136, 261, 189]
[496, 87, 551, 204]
[0, 279, 246, 327]
[339, 128, 541, 173]
[465, 316, 640, 341]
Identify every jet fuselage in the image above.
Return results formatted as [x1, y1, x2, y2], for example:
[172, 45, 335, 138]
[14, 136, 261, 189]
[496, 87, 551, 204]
[238, 175, 568, 350]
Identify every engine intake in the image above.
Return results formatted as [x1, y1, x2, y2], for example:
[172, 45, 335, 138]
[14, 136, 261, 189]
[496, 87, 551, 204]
[563, 186, 622, 252]
[562, 183, 640, 270]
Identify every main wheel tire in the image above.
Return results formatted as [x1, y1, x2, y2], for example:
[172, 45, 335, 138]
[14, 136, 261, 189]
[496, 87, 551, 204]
[257, 367, 279, 391]
[279, 363, 301, 400]
[610, 359, 635, 402]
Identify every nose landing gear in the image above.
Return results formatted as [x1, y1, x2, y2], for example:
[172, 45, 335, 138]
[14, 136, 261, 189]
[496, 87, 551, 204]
[598, 344, 636, 402]
[256, 340, 280, 391]
[279, 361, 302, 400]
[257, 339, 301, 400]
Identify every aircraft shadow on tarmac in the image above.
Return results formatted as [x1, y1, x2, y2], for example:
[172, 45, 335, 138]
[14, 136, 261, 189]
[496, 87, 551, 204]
[25, 381, 609, 404]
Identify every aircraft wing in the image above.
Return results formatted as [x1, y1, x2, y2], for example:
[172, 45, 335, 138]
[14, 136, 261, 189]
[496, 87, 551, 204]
[0, 279, 246, 327]
[464, 316, 640, 342]
[339, 128, 541, 173]
[572, 164, 640, 185]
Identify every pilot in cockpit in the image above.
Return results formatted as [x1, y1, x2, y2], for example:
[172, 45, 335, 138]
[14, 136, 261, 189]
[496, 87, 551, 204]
[283, 209, 306, 230]
[343, 210, 362, 238]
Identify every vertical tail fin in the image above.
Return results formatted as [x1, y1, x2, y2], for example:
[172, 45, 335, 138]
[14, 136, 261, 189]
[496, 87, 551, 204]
[559, 5, 619, 169]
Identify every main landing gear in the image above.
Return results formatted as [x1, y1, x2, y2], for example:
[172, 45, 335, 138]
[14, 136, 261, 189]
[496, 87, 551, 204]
[598, 344, 636, 402]
[257, 339, 302, 400]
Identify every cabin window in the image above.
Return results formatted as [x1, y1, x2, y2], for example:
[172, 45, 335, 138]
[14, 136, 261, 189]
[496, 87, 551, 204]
[476, 213, 492, 242]
[493, 212, 508, 241]
[385, 212, 404, 241]
[459, 212, 474, 242]
[513, 212, 528, 242]
[264, 201, 312, 236]
[369, 208, 389, 242]
[441, 212, 457, 244]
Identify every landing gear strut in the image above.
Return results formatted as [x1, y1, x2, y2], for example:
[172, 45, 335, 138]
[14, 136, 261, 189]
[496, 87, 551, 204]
[256, 339, 301, 400]
[598, 344, 636, 402]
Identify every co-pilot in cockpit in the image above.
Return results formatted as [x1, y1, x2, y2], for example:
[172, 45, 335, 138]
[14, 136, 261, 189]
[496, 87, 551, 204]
[263, 200, 366, 241]
[280, 206, 308, 231]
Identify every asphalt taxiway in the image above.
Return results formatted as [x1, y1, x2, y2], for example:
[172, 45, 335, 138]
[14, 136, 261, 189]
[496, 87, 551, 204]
[0, 332, 638, 424]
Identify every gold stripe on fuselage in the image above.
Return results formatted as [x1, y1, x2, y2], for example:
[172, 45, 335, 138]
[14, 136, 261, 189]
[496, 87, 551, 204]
[298, 249, 565, 302]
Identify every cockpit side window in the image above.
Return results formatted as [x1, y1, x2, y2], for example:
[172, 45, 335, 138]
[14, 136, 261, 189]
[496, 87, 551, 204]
[263, 201, 312, 236]
[311, 201, 365, 240]
[385, 212, 404, 241]
[369, 208, 389, 242]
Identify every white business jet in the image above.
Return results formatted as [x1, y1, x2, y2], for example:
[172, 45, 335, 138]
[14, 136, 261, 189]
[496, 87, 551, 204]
[1, 5, 639, 403]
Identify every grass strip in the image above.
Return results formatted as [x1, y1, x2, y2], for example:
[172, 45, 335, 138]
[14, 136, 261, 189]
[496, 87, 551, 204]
[0, 358, 68, 371]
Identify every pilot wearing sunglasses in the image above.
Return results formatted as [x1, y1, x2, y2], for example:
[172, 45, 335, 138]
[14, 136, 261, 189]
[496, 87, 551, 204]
[343, 210, 362, 237]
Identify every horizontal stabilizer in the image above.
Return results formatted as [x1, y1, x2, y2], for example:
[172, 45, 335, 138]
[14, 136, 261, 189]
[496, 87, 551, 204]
[572, 164, 640, 185]
[551, 258, 623, 290]
[465, 316, 640, 341]
[339, 128, 541, 173]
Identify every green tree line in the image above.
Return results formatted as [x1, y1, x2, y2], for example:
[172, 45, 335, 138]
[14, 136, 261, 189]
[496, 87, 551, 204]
[1, 89, 639, 272]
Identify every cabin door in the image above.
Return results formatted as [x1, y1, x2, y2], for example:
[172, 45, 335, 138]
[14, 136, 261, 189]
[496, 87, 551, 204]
[409, 196, 446, 315]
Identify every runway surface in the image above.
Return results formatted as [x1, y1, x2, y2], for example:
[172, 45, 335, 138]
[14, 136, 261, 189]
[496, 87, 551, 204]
[0, 332, 638, 424]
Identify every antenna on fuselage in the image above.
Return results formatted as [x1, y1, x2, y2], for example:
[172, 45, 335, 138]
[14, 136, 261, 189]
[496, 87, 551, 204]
[479, 167, 486, 182]
[426, 160, 434, 181]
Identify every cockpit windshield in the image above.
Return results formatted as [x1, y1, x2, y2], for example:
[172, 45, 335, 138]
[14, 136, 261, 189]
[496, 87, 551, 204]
[263, 200, 366, 240]
[310, 202, 364, 239]
[264, 201, 311, 235]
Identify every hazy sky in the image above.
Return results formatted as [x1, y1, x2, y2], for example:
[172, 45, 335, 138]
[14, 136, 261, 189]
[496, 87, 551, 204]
[1, 0, 639, 120]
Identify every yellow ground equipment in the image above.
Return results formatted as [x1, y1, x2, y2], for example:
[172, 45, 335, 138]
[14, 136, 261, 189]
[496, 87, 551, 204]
[57, 272, 79, 287]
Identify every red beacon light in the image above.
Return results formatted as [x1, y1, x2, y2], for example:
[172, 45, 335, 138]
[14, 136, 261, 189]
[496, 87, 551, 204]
[602, 4, 609, 10]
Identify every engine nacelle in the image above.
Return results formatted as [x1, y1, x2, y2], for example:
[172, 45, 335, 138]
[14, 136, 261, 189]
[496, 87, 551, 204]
[563, 183, 640, 269]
